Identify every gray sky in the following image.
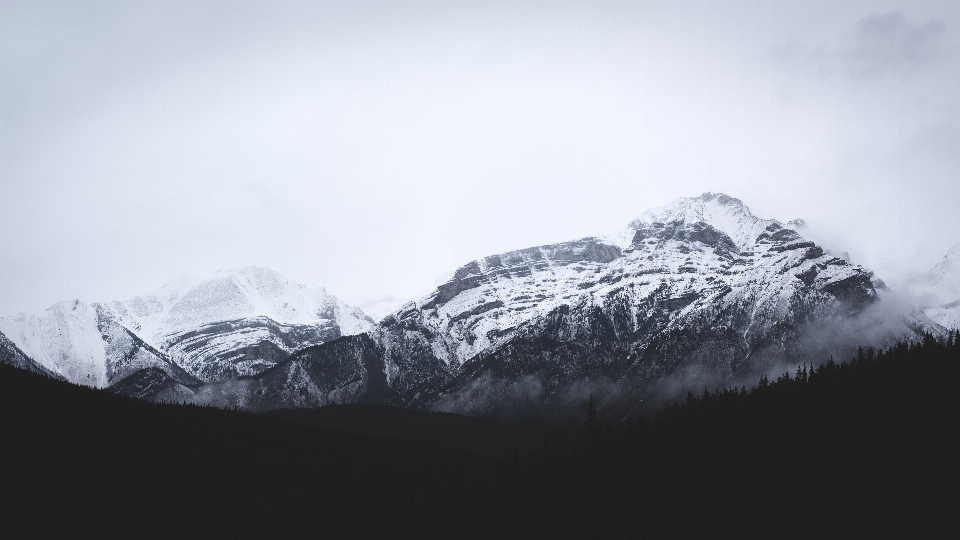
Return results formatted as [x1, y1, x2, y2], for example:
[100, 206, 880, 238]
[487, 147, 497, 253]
[1, 0, 958, 314]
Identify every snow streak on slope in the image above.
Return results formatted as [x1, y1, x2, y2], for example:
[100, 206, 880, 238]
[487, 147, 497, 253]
[0, 300, 110, 386]
[0, 330, 64, 380]
[0, 300, 193, 387]
[920, 243, 960, 329]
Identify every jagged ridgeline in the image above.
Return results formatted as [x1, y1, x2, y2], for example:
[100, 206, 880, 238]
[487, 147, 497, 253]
[0, 193, 946, 419]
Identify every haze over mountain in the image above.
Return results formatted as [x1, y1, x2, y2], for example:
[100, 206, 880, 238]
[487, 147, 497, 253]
[905, 242, 960, 329]
[2, 193, 936, 420]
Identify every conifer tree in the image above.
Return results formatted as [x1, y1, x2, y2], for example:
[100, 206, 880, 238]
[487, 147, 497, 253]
[584, 395, 601, 442]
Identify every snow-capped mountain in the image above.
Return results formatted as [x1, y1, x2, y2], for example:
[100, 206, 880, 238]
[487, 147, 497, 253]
[148, 193, 939, 418]
[0, 267, 374, 387]
[913, 243, 960, 329]
[6, 194, 943, 419]
[0, 330, 63, 380]
[371, 192, 939, 418]
[0, 299, 189, 387]
[105, 267, 373, 381]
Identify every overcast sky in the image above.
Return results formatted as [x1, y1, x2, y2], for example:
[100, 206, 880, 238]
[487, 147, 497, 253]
[1, 0, 958, 314]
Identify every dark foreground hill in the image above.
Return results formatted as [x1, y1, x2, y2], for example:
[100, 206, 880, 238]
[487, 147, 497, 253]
[265, 404, 580, 458]
[0, 362, 492, 538]
[490, 332, 960, 539]
[2, 331, 959, 539]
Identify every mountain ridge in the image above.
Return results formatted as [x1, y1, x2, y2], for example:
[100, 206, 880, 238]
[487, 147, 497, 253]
[0, 267, 373, 387]
[4, 193, 947, 419]
[102, 192, 945, 419]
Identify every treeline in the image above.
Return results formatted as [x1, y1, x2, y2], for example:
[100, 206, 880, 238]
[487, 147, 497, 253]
[2, 332, 958, 538]
[0, 362, 491, 538]
[487, 331, 960, 539]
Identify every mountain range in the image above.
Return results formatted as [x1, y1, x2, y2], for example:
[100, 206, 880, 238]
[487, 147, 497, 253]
[0, 267, 372, 389]
[0, 193, 951, 420]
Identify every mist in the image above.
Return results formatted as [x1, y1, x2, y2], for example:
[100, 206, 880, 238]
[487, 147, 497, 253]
[2, 1, 959, 317]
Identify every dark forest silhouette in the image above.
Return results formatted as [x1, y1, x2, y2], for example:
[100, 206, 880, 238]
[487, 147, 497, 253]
[2, 331, 958, 538]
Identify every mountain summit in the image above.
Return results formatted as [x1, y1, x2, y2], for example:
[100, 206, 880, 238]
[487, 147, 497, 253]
[624, 192, 780, 251]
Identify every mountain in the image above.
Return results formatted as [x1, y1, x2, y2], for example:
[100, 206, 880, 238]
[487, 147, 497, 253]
[104, 267, 373, 382]
[9, 194, 941, 419]
[0, 267, 374, 387]
[0, 299, 192, 387]
[155, 193, 939, 418]
[387, 192, 940, 418]
[916, 243, 960, 329]
[0, 330, 63, 380]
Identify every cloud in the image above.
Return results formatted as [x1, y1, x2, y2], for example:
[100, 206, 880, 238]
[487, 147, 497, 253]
[852, 12, 945, 77]
[778, 11, 946, 79]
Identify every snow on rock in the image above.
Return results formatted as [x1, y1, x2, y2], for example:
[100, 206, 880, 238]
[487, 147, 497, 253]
[111, 267, 372, 343]
[0, 330, 64, 379]
[361, 192, 938, 418]
[920, 242, 960, 329]
[0, 300, 109, 387]
[378, 193, 847, 372]
[101, 267, 375, 382]
[0, 267, 374, 386]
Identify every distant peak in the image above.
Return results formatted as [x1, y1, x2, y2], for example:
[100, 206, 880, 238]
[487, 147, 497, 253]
[787, 218, 807, 230]
[695, 192, 747, 207]
[627, 193, 783, 251]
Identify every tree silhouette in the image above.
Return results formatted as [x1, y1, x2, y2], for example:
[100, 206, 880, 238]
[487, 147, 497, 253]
[583, 395, 601, 442]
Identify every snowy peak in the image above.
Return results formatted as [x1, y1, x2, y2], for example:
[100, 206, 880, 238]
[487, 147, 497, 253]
[103, 266, 375, 382]
[627, 192, 784, 251]
[931, 242, 960, 296]
[0, 267, 375, 386]
[114, 266, 373, 341]
[0, 330, 63, 379]
[920, 242, 960, 329]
